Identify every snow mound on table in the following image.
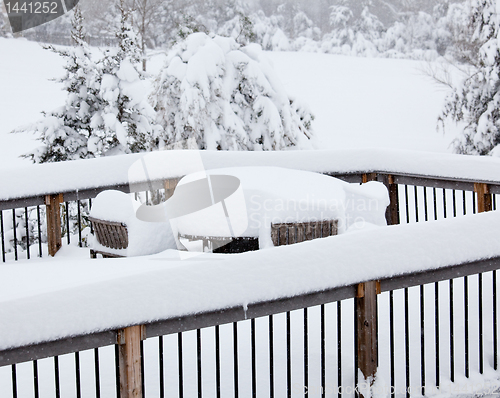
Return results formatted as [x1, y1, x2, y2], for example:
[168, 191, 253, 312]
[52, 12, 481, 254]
[173, 167, 389, 248]
[90, 190, 176, 256]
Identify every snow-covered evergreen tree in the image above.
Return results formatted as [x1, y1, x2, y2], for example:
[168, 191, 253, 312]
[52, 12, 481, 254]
[252, 10, 290, 50]
[439, 0, 500, 155]
[89, 0, 157, 155]
[19, 6, 101, 163]
[150, 33, 315, 151]
[322, 0, 384, 56]
[382, 11, 439, 59]
[324, 0, 355, 51]
[0, 2, 12, 38]
[436, 0, 481, 65]
[217, 0, 256, 45]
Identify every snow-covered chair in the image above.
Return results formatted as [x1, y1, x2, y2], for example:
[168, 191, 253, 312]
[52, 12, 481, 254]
[89, 190, 176, 258]
[270, 219, 339, 246]
[172, 167, 389, 253]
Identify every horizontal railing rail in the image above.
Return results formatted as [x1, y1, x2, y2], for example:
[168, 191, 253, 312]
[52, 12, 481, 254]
[1, 161, 499, 261]
[2, 256, 499, 368]
[2, 171, 500, 211]
[0, 255, 499, 397]
[2, 148, 500, 203]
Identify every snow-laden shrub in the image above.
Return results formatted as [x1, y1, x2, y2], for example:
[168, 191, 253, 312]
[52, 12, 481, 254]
[88, 0, 157, 156]
[150, 33, 315, 151]
[17, 7, 101, 163]
[17, 1, 157, 162]
[251, 11, 290, 51]
[0, 5, 11, 38]
[321, 0, 384, 57]
[439, 0, 500, 155]
[381, 12, 441, 60]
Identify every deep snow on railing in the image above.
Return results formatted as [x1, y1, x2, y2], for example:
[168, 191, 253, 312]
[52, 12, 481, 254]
[2, 148, 500, 205]
[1, 148, 500, 262]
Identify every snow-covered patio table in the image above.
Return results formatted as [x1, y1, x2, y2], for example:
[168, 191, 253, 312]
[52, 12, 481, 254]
[171, 166, 390, 252]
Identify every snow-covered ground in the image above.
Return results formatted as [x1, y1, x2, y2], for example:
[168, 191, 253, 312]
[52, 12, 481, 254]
[0, 37, 456, 169]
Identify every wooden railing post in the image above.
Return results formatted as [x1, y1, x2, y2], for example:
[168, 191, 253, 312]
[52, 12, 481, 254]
[164, 177, 180, 200]
[45, 193, 63, 256]
[362, 174, 400, 225]
[118, 325, 145, 398]
[362, 173, 377, 183]
[379, 174, 400, 225]
[474, 183, 492, 213]
[356, 280, 380, 397]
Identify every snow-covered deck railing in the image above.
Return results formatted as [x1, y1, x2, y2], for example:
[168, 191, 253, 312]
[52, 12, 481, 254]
[2, 148, 500, 208]
[1, 147, 499, 260]
[1, 211, 500, 393]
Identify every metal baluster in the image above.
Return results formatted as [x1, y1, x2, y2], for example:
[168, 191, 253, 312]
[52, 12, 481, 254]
[463, 191, 467, 216]
[1, 211, 5, 263]
[11, 364, 17, 398]
[141, 340, 145, 398]
[390, 292, 395, 397]
[320, 305, 326, 398]
[494, 271, 498, 371]
[269, 315, 275, 398]
[435, 282, 440, 387]
[472, 191, 477, 214]
[77, 200, 82, 247]
[33, 360, 39, 398]
[54, 356, 61, 398]
[423, 186, 429, 221]
[94, 348, 101, 398]
[405, 186, 410, 223]
[354, 299, 358, 398]
[452, 190, 457, 218]
[450, 280, 455, 382]
[479, 273, 484, 374]
[337, 302, 342, 398]
[287, 311, 291, 398]
[159, 336, 165, 398]
[405, 288, 410, 398]
[13, 209, 18, 261]
[233, 323, 238, 398]
[414, 186, 419, 223]
[252, 319, 257, 398]
[433, 188, 438, 220]
[420, 285, 425, 395]
[215, 327, 220, 398]
[37, 206, 42, 257]
[24, 207, 30, 259]
[89, 199, 94, 235]
[443, 189, 447, 219]
[465, 276, 469, 378]
[178, 333, 184, 398]
[65, 202, 70, 244]
[304, 308, 308, 398]
[115, 345, 120, 398]
[75, 352, 82, 398]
